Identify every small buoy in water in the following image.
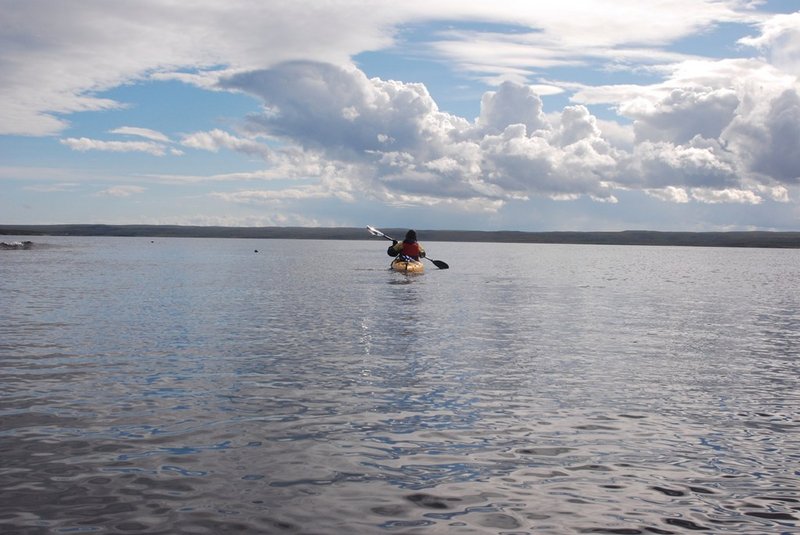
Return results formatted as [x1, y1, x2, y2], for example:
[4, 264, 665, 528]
[254, 249, 259, 253]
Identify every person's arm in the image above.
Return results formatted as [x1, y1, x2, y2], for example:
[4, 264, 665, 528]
[418, 244, 426, 258]
[387, 240, 400, 256]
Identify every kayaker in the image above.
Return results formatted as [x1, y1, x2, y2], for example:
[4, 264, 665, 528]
[387, 229, 426, 260]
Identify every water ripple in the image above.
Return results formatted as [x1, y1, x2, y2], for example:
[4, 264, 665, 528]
[1, 238, 799, 533]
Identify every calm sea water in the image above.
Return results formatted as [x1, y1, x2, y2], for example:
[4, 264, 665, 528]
[1, 236, 798, 534]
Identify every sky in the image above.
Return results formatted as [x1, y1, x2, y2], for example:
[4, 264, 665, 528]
[1, 0, 799, 231]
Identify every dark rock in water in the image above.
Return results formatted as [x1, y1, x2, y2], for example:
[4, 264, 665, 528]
[1, 241, 33, 250]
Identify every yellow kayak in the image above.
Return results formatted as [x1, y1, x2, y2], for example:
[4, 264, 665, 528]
[390, 258, 424, 273]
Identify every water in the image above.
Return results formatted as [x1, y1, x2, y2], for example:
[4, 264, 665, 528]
[1, 236, 798, 534]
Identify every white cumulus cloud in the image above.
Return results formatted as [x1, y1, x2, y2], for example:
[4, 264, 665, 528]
[691, 188, 762, 204]
[181, 129, 273, 159]
[739, 12, 800, 73]
[218, 60, 783, 206]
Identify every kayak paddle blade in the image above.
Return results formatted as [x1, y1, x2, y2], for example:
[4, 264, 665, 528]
[367, 226, 393, 241]
[429, 259, 449, 269]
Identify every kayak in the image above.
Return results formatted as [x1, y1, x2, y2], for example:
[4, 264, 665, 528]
[390, 258, 424, 273]
[391, 259, 424, 273]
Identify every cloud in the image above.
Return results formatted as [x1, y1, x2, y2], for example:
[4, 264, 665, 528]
[730, 88, 800, 183]
[571, 52, 800, 191]
[378, 192, 505, 213]
[5, 2, 797, 217]
[624, 139, 738, 189]
[477, 82, 549, 134]
[144, 213, 329, 228]
[0, 1, 395, 136]
[757, 184, 790, 203]
[207, 63, 628, 204]
[213, 49, 798, 207]
[240, 65, 738, 202]
[23, 183, 80, 193]
[60, 137, 169, 156]
[180, 129, 273, 159]
[59, 126, 184, 156]
[212, 186, 330, 204]
[645, 186, 763, 204]
[691, 188, 762, 204]
[645, 186, 690, 203]
[427, 31, 702, 85]
[739, 12, 800, 73]
[220, 62, 462, 158]
[422, 1, 760, 82]
[626, 87, 740, 145]
[209, 53, 800, 204]
[212, 173, 356, 205]
[141, 170, 292, 184]
[110, 126, 170, 142]
[96, 185, 146, 197]
[0, 166, 84, 181]
[0, 1, 765, 136]
[555, 105, 602, 147]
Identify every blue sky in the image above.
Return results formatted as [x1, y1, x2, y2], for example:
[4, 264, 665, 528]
[1, 1, 799, 231]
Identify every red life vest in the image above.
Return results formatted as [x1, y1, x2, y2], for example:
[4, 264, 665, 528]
[401, 241, 420, 259]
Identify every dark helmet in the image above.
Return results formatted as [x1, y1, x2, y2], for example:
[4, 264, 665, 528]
[405, 229, 417, 242]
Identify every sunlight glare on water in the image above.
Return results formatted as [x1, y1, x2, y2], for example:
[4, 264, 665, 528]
[1, 237, 798, 534]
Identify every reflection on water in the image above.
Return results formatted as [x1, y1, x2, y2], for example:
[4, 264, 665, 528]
[1, 237, 798, 534]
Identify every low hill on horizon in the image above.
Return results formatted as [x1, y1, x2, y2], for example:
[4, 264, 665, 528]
[3, 224, 800, 248]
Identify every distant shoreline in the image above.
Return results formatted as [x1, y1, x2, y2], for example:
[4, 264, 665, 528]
[2, 224, 800, 248]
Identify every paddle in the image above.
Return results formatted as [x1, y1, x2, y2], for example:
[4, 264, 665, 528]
[366, 226, 449, 269]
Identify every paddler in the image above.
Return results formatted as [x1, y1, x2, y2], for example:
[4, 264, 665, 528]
[387, 229, 426, 260]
